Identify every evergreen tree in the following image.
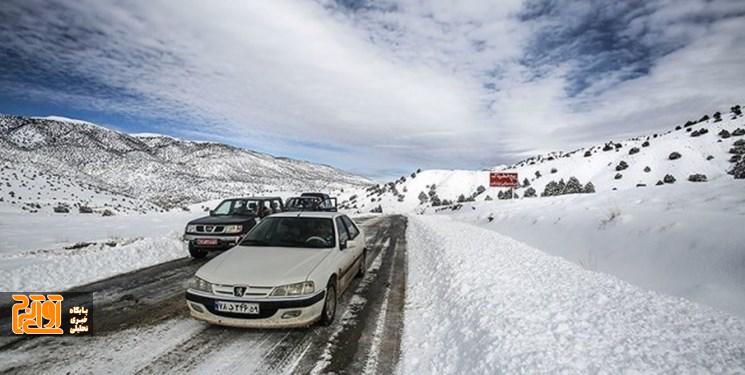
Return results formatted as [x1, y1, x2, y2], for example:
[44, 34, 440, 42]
[583, 182, 595, 193]
[731, 105, 742, 116]
[565, 177, 583, 194]
[418, 191, 428, 204]
[542, 181, 560, 196]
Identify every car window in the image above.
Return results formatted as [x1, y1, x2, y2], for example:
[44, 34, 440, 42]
[213, 200, 233, 215]
[271, 199, 282, 213]
[258, 201, 272, 217]
[234, 199, 256, 215]
[213, 199, 261, 215]
[240, 217, 335, 248]
[287, 197, 321, 210]
[320, 199, 334, 210]
[342, 216, 360, 239]
[336, 217, 350, 243]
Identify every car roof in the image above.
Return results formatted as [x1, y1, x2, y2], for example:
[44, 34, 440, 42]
[271, 211, 341, 219]
[300, 192, 330, 198]
[223, 196, 282, 200]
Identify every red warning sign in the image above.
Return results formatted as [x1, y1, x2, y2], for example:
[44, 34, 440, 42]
[489, 172, 518, 187]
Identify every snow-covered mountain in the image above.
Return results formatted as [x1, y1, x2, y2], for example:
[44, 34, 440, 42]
[333, 105, 745, 318]
[0, 114, 372, 214]
[340, 105, 745, 213]
[316, 104, 745, 321]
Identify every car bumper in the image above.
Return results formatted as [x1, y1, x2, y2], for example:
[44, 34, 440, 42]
[185, 290, 325, 328]
[183, 234, 242, 250]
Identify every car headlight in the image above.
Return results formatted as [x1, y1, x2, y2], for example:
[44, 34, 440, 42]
[225, 225, 242, 234]
[186, 224, 197, 233]
[270, 281, 315, 297]
[188, 276, 213, 293]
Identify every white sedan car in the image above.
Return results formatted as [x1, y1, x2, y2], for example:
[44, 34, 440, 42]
[185, 211, 366, 328]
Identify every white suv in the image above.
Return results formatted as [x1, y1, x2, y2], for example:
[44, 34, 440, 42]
[185, 211, 366, 328]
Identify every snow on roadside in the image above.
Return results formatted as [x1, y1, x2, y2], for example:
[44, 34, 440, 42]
[437, 178, 745, 318]
[400, 215, 745, 374]
[0, 232, 187, 291]
[0, 318, 204, 374]
[0, 210, 200, 256]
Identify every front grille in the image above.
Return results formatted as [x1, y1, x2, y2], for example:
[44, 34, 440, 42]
[213, 284, 273, 298]
[195, 225, 226, 233]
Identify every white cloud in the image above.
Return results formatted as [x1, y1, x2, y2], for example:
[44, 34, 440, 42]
[2, 0, 744, 177]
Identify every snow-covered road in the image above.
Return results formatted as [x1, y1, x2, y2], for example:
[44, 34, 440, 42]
[0, 216, 407, 375]
[399, 215, 745, 374]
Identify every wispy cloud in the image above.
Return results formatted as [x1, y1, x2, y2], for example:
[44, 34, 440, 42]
[1, 0, 744, 178]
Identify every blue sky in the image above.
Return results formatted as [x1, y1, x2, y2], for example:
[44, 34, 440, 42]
[1, 0, 744, 179]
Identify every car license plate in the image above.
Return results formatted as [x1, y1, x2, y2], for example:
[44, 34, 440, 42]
[196, 239, 219, 246]
[214, 301, 260, 314]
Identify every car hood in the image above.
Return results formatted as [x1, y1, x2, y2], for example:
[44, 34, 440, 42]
[188, 215, 256, 225]
[196, 246, 332, 286]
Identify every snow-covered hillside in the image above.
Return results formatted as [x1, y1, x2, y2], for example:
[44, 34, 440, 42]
[0, 114, 372, 214]
[337, 106, 745, 319]
[340, 106, 744, 213]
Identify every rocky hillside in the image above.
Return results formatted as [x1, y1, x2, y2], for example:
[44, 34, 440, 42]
[340, 105, 745, 213]
[0, 115, 371, 214]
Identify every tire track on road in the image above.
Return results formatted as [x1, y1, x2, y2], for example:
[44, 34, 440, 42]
[0, 215, 405, 374]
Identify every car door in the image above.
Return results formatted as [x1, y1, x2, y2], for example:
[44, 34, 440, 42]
[335, 216, 357, 286]
[341, 215, 363, 261]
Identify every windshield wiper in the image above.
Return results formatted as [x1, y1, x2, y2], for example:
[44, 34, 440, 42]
[278, 241, 330, 249]
[240, 239, 271, 246]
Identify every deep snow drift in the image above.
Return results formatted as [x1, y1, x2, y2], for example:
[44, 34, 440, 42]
[400, 215, 745, 374]
[0, 199, 220, 291]
[434, 178, 745, 318]
[0, 234, 187, 292]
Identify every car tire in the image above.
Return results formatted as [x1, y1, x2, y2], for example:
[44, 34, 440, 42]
[188, 243, 207, 259]
[319, 279, 337, 326]
[355, 249, 366, 278]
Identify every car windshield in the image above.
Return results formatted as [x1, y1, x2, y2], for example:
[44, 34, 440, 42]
[212, 199, 261, 216]
[240, 217, 335, 249]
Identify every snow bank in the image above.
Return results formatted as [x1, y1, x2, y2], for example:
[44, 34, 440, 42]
[437, 178, 745, 318]
[0, 210, 200, 256]
[0, 233, 187, 291]
[400, 215, 745, 374]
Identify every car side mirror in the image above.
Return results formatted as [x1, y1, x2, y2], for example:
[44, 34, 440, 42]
[209, 210, 215, 216]
[340, 239, 348, 250]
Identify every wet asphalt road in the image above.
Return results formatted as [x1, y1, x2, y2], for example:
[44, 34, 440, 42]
[0, 215, 407, 374]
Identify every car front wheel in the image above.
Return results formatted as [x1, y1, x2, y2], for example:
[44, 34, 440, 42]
[319, 280, 337, 326]
[188, 242, 207, 259]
